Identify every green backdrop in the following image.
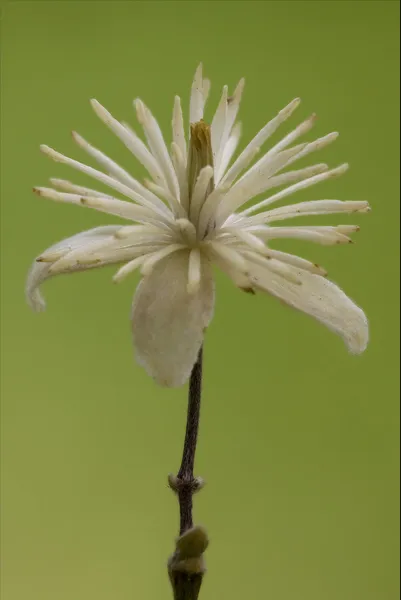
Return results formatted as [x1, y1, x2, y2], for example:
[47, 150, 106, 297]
[1, 1, 399, 599]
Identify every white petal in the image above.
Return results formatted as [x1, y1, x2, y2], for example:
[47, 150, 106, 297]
[39, 145, 173, 219]
[216, 163, 329, 225]
[71, 131, 169, 214]
[284, 132, 339, 168]
[248, 199, 370, 226]
[190, 63, 205, 124]
[33, 186, 157, 223]
[90, 99, 166, 187]
[249, 264, 369, 354]
[215, 122, 242, 185]
[262, 113, 316, 158]
[131, 251, 215, 387]
[254, 248, 327, 276]
[226, 79, 245, 133]
[26, 226, 121, 311]
[202, 78, 211, 105]
[211, 85, 228, 165]
[240, 163, 349, 216]
[135, 99, 180, 200]
[222, 145, 308, 218]
[220, 97, 301, 187]
[172, 96, 187, 165]
[248, 226, 352, 245]
[213, 79, 244, 177]
[218, 231, 327, 275]
[50, 178, 115, 199]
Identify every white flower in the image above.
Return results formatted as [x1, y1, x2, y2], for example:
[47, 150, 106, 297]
[26, 64, 370, 387]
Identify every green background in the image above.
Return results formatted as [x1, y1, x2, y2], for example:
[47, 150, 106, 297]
[1, 1, 399, 599]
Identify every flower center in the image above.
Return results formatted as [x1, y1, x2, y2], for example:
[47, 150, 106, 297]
[188, 120, 214, 203]
[187, 120, 215, 239]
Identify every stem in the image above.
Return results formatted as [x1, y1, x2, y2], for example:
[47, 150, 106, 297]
[177, 346, 203, 534]
[168, 347, 207, 600]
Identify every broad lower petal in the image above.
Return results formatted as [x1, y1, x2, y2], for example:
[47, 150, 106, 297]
[249, 263, 368, 354]
[132, 250, 215, 387]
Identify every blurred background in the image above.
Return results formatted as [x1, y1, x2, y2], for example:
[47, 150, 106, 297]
[1, 1, 399, 599]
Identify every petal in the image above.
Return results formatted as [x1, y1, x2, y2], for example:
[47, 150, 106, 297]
[131, 250, 215, 387]
[220, 97, 301, 189]
[71, 130, 169, 214]
[189, 63, 205, 124]
[135, 99, 180, 201]
[240, 163, 349, 217]
[172, 96, 187, 164]
[90, 99, 166, 187]
[249, 263, 368, 354]
[215, 122, 242, 185]
[26, 226, 156, 311]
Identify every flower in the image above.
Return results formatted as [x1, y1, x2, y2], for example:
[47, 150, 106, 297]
[26, 64, 369, 387]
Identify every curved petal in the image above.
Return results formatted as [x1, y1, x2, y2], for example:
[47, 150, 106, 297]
[131, 250, 215, 387]
[25, 225, 162, 312]
[249, 263, 368, 354]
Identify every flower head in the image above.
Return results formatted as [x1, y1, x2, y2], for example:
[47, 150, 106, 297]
[27, 64, 369, 387]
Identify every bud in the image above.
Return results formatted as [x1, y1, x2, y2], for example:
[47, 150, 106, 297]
[168, 526, 209, 599]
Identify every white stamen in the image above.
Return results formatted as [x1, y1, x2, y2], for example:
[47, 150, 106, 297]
[176, 219, 197, 245]
[113, 255, 150, 283]
[143, 178, 185, 217]
[171, 142, 190, 213]
[205, 241, 248, 273]
[141, 244, 185, 276]
[198, 185, 229, 239]
[189, 165, 214, 225]
[114, 224, 171, 240]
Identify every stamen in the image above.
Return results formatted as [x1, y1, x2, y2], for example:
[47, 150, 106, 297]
[141, 244, 185, 276]
[176, 219, 197, 245]
[187, 121, 214, 220]
[113, 255, 149, 283]
[189, 166, 214, 225]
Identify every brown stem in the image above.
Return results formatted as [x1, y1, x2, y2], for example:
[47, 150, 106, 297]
[177, 345, 203, 533]
[168, 347, 207, 600]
